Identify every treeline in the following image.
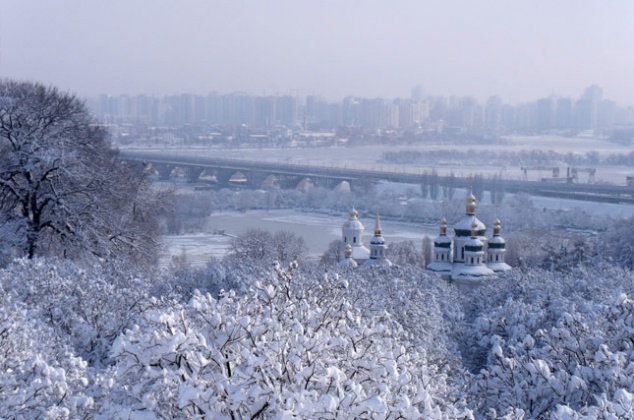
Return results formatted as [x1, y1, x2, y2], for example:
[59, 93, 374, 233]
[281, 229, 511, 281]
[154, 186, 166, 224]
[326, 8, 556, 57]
[381, 148, 634, 167]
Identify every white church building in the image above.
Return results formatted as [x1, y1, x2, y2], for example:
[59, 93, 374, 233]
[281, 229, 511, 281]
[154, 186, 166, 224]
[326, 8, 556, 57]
[426, 191, 511, 284]
[339, 208, 392, 268]
[336, 192, 511, 283]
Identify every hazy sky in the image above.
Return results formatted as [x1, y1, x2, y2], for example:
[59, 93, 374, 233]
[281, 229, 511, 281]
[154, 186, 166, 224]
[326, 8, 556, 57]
[1, 1, 633, 104]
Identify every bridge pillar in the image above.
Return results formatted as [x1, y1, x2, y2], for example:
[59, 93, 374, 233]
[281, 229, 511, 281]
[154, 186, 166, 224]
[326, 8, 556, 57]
[334, 180, 351, 193]
[215, 169, 235, 187]
[310, 177, 340, 190]
[350, 178, 375, 194]
[261, 174, 280, 190]
[229, 171, 248, 187]
[185, 166, 205, 183]
[155, 163, 174, 180]
[245, 171, 268, 189]
[296, 178, 315, 192]
[278, 175, 303, 190]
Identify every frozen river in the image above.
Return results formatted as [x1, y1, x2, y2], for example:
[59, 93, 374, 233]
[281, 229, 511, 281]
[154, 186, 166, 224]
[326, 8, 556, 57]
[162, 209, 438, 267]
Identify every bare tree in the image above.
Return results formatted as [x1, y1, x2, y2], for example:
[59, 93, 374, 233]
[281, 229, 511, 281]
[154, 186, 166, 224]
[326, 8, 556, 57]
[388, 240, 424, 266]
[0, 80, 163, 264]
[319, 239, 346, 265]
[228, 228, 306, 264]
[228, 228, 272, 262]
[272, 230, 306, 263]
[422, 235, 433, 267]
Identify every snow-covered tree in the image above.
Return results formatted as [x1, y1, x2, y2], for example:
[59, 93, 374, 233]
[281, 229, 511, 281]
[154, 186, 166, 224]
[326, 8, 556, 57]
[458, 264, 634, 417]
[99, 263, 472, 419]
[0, 301, 93, 418]
[0, 258, 154, 366]
[0, 80, 164, 265]
[322, 265, 465, 371]
[469, 294, 634, 417]
[604, 216, 634, 270]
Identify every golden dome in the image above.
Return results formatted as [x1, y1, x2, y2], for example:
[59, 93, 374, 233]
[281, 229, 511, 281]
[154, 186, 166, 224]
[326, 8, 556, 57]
[344, 244, 353, 257]
[493, 219, 502, 236]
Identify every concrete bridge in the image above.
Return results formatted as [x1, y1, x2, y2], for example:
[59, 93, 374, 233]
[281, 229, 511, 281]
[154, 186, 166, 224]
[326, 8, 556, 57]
[122, 150, 634, 204]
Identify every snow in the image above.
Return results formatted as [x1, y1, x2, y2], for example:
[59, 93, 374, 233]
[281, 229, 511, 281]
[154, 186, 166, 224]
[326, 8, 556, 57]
[454, 215, 486, 232]
[451, 264, 496, 284]
[162, 209, 437, 267]
[161, 232, 231, 267]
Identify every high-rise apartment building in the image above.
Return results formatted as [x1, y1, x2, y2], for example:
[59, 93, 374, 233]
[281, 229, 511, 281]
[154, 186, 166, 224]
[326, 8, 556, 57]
[536, 97, 556, 130]
[556, 98, 573, 129]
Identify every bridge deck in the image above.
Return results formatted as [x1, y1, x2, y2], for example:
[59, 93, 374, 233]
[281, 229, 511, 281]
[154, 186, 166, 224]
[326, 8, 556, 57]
[122, 150, 634, 204]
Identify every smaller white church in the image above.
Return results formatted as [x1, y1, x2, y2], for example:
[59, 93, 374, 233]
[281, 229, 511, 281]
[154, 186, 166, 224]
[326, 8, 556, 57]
[426, 191, 511, 284]
[339, 208, 392, 268]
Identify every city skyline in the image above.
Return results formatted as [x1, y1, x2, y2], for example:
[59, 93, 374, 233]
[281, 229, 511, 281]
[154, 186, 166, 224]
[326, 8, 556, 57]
[2, 1, 634, 105]
[89, 83, 616, 104]
[89, 84, 631, 133]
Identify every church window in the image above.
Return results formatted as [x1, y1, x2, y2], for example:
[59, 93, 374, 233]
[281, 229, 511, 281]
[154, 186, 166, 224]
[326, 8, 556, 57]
[353, 237, 356, 243]
[470, 257, 474, 264]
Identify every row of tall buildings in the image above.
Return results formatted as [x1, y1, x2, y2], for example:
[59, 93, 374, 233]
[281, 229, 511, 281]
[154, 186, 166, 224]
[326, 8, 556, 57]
[87, 85, 633, 133]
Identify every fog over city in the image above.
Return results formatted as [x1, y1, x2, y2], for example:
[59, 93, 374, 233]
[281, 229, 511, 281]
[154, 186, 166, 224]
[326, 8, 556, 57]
[2, 0, 634, 104]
